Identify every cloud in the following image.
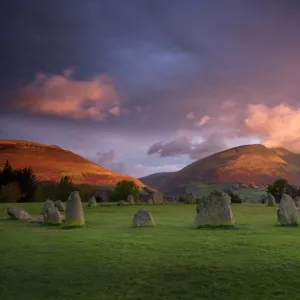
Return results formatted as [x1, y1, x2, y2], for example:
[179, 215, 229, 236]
[96, 150, 115, 164]
[147, 133, 228, 160]
[11, 70, 122, 120]
[245, 103, 300, 152]
[194, 115, 211, 127]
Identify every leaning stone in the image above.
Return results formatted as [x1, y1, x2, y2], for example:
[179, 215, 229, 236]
[267, 194, 276, 206]
[65, 191, 85, 226]
[132, 208, 155, 227]
[127, 194, 135, 205]
[277, 193, 298, 225]
[87, 196, 97, 208]
[117, 200, 129, 206]
[7, 207, 31, 221]
[43, 199, 55, 213]
[43, 207, 62, 225]
[54, 200, 65, 211]
[195, 190, 235, 227]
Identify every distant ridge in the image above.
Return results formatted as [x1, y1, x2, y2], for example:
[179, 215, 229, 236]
[0, 139, 146, 187]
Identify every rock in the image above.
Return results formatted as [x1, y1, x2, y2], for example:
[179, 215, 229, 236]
[28, 215, 44, 223]
[267, 194, 276, 206]
[293, 196, 300, 210]
[132, 208, 155, 227]
[147, 198, 153, 204]
[277, 193, 298, 225]
[43, 199, 55, 213]
[65, 191, 85, 226]
[152, 191, 163, 204]
[117, 200, 129, 206]
[43, 207, 62, 225]
[186, 192, 197, 204]
[194, 190, 235, 227]
[7, 207, 31, 221]
[54, 200, 65, 211]
[127, 194, 135, 205]
[87, 196, 97, 208]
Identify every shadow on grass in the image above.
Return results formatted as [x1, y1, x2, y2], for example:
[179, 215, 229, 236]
[195, 225, 238, 230]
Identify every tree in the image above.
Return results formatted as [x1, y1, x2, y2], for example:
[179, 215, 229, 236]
[0, 182, 21, 203]
[267, 178, 298, 203]
[16, 166, 37, 202]
[0, 160, 16, 186]
[57, 176, 74, 200]
[228, 191, 242, 204]
[112, 180, 139, 202]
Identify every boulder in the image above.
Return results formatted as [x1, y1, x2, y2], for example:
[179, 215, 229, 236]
[117, 200, 129, 206]
[267, 194, 276, 206]
[147, 198, 153, 204]
[65, 191, 85, 226]
[195, 190, 235, 227]
[7, 207, 31, 221]
[54, 200, 65, 211]
[43, 207, 62, 225]
[152, 191, 163, 204]
[132, 208, 155, 227]
[293, 196, 300, 211]
[277, 193, 298, 225]
[43, 199, 55, 213]
[87, 196, 97, 208]
[127, 194, 135, 205]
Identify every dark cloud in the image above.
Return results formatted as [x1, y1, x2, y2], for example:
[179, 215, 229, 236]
[96, 150, 115, 164]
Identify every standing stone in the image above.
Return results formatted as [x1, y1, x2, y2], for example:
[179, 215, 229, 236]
[65, 191, 85, 226]
[54, 200, 65, 211]
[7, 207, 31, 221]
[194, 190, 235, 227]
[132, 208, 155, 227]
[187, 192, 197, 204]
[127, 194, 135, 205]
[267, 194, 276, 206]
[87, 196, 97, 208]
[43, 207, 62, 225]
[152, 191, 163, 204]
[147, 198, 153, 204]
[293, 196, 300, 211]
[43, 199, 55, 213]
[277, 193, 298, 225]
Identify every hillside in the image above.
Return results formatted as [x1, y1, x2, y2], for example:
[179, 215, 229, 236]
[0, 139, 146, 187]
[139, 144, 300, 193]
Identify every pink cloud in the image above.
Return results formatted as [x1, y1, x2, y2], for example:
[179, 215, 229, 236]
[194, 115, 211, 127]
[11, 69, 123, 120]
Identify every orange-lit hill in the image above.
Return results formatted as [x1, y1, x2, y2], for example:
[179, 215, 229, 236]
[0, 139, 146, 188]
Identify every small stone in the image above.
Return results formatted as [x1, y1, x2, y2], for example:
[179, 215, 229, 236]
[132, 208, 155, 227]
[87, 196, 97, 208]
[127, 194, 135, 205]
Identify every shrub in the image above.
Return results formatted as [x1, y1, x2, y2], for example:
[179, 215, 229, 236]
[111, 180, 139, 202]
[0, 182, 22, 203]
[178, 195, 187, 203]
[229, 192, 242, 204]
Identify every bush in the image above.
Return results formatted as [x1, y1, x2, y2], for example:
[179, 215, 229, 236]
[178, 195, 187, 203]
[0, 182, 22, 203]
[229, 192, 242, 204]
[34, 182, 60, 202]
[111, 180, 139, 202]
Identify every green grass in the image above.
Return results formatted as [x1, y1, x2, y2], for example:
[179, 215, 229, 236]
[1, 203, 300, 300]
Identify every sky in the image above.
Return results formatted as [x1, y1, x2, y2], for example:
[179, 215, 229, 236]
[1, 0, 300, 178]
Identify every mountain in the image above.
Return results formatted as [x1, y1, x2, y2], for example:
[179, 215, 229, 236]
[0, 139, 146, 187]
[139, 144, 300, 193]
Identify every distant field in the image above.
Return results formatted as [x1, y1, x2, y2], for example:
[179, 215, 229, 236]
[186, 181, 266, 200]
[1, 203, 300, 300]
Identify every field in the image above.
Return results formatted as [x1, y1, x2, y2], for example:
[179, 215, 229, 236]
[1, 203, 300, 300]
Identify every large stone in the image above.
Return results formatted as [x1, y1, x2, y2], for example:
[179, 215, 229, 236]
[7, 207, 31, 221]
[87, 196, 97, 208]
[65, 191, 85, 226]
[43, 199, 55, 213]
[277, 193, 298, 225]
[54, 200, 65, 211]
[293, 196, 300, 211]
[132, 208, 155, 227]
[194, 190, 235, 227]
[152, 191, 163, 204]
[43, 207, 62, 225]
[127, 194, 135, 205]
[267, 194, 276, 206]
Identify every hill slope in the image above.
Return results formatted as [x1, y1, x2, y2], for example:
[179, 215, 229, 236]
[139, 144, 300, 192]
[0, 139, 145, 187]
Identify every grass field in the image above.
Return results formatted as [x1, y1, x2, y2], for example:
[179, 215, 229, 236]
[1, 203, 300, 300]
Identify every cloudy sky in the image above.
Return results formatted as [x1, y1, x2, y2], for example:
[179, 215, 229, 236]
[1, 0, 300, 177]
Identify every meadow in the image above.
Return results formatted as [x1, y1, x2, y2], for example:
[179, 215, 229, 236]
[1, 203, 300, 300]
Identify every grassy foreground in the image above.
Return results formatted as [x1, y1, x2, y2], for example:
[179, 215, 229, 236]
[1, 203, 300, 300]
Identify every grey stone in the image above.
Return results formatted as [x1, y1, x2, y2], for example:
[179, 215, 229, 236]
[152, 191, 163, 204]
[43, 199, 55, 213]
[65, 191, 85, 226]
[87, 196, 97, 208]
[293, 196, 300, 211]
[195, 190, 235, 227]
[117, 200, 129, 206]
[54, 200, 65, 211]
[277, 193, 298, 225]
[7, 207, 31, 221]
[132, 208, 155, 227]
[127, 194, 135, 205]
[44, 207, 62, 225]
[267, 194, 276, 206]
